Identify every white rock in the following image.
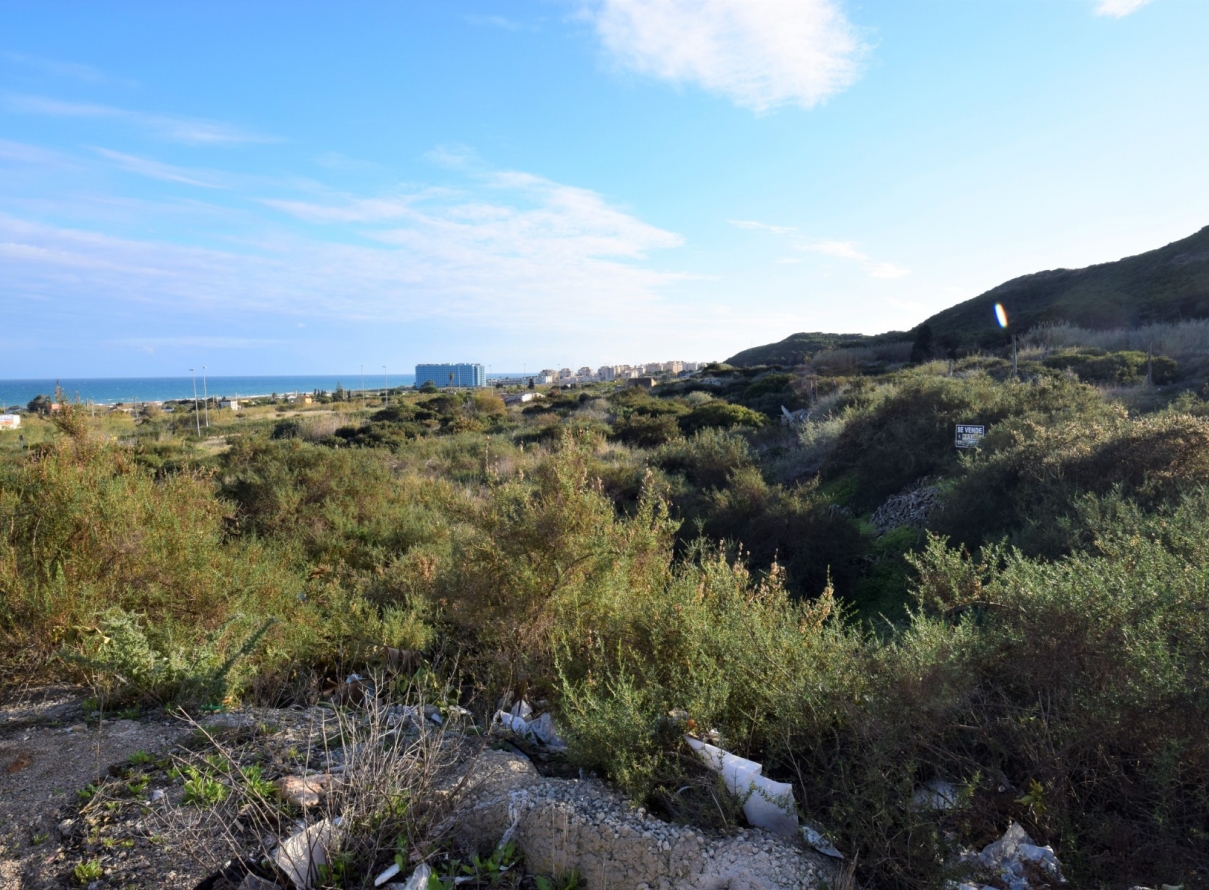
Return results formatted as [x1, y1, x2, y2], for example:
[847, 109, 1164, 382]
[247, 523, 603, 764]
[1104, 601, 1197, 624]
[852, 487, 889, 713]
[400, 864, 432, 890]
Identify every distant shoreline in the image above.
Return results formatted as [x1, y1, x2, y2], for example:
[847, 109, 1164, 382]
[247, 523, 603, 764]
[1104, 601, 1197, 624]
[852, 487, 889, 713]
[0, 374, 527, 408]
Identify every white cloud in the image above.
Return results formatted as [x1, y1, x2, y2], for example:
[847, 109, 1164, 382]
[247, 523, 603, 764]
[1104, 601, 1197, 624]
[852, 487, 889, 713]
[807, 239, 867, 261]
[0, 164, 687, 329]
[804, 240, 909, 279]
[0, 138, 76, 168]
[729, 219, 796, 234]
[1093, 0, 1154, 17]
[3, 94, 272, 144]
[585, 0, 866, 111]
[94, 148, 227, 188]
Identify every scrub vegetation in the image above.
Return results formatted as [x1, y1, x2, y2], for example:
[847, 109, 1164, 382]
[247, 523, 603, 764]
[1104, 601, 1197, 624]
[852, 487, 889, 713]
[3, 346, 1209, 889]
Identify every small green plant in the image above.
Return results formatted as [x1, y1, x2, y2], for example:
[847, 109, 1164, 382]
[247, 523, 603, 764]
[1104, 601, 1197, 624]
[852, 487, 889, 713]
[72, 859, 103, 884]
[467, 841, 518, 885]
[181, 765, 228, 806]
[128, 750, 154, 766]
[126, 773, 149, 795]
[534, 868, 581, 890]
[76, 783, 99, 803]
[317, 850, 354, 887]
[31, 831, 50, 846]
[239, 764, 277, 799]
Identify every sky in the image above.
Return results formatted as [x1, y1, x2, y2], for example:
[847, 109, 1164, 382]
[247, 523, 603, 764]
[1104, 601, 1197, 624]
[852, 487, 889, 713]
[2, 0, 1208, 377]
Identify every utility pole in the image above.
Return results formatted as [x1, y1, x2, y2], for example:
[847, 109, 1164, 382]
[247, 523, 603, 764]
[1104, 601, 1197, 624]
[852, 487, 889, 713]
[1012, 334, 1018, 379]
[360, 364, 365, 410]
[190, 369, 201, 437]
[201, 365, 210, 428]
[382, 366, 388, 407]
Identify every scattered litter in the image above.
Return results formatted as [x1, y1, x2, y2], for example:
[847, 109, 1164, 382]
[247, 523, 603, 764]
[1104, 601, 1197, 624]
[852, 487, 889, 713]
[399, 864, 432, 890]
[914, 778, 960, 810]
[276, 775, 329, 809]
[800, 824, 844, 859]
[684, 736, 801, 838]
[373, 861, 400, 886]
[238, 875, 282, 890]
[972, 821, 1065, 890]
[494, 701, 566, 750]
[274, 818, 342, 890]
[150, 789, 166, 802]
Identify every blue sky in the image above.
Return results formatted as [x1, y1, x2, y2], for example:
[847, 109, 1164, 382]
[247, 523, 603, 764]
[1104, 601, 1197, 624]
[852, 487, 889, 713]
[2, 0, 1207, 377]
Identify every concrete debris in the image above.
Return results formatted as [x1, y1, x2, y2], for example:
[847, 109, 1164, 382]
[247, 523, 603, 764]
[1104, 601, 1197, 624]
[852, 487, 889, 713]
[275, 775, 329, 809]
[913, 778, 960, 810]
[685, 736, 800, 839]
[871, 479, 940, 535]
[274, 818, 342, 890]
[452, 749, 837, 889]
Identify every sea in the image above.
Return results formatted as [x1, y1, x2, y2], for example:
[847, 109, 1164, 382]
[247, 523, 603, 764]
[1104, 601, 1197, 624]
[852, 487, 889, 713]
[0, 374, 524, 408]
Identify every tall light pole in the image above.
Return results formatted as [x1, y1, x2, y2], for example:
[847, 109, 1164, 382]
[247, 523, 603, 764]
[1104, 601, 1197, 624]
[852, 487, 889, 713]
[190, 369, 201, 437]
[360, 364, 365, 410]
[382, 366, 388, 407]
[201, 365, 210, 428]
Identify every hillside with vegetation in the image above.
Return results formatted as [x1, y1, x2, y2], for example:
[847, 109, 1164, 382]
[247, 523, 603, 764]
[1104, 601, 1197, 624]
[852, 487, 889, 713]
[3, 355, 1209, 889]
[729, 224, 1209, 366]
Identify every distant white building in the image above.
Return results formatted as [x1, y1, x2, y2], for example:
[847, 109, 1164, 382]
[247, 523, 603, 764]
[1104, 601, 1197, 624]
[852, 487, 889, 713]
[220, 398, 240, 411]
[577, 366, 594, 379]
[0, 414, 20, 431]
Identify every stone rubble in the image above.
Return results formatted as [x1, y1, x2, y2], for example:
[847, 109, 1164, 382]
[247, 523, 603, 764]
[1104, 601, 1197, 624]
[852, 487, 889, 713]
[871, 479, 940, 534]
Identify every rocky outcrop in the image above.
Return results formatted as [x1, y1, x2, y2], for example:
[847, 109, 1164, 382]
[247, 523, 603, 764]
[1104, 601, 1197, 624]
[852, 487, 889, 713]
[452, 750, 838, 890]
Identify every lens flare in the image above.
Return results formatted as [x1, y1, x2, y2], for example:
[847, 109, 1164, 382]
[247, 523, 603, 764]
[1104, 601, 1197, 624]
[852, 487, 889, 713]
[994, 303, 1009, 328]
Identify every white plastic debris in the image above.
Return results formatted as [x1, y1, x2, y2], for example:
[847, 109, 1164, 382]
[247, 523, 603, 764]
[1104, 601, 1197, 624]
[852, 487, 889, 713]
[494, 705, 566, 750]
[801, 824, 844, 859]
[274, 818, 342, 890]
[400, 864, 432, 890]
[914, 778, 960, 810]
[977, 822, 1065, 889]
[684, 735, 800, 837]
[374, 861, 401, 886]
[510, 699, 534, 720]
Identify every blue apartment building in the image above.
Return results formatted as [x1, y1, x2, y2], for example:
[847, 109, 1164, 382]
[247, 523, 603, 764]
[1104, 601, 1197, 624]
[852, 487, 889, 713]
[415, 363, 487, 388]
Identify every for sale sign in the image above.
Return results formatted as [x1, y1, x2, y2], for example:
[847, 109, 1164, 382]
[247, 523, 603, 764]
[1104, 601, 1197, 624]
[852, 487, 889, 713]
[955, 423, 985, 449]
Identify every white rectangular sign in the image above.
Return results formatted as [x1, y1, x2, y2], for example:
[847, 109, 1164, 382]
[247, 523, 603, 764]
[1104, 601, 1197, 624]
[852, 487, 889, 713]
[955, 423, 984, 449]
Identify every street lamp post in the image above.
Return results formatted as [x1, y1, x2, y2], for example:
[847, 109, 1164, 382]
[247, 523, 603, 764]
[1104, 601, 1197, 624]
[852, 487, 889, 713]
[190, 369, 201, 437]
[201, 365, 210, 428]
[382, 366, 388, 407]
[360, 364, 365, 410]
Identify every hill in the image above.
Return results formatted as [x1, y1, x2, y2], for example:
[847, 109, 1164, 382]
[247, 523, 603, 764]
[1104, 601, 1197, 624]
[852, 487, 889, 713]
[923, 224, 1209, 350]
[725, 330, 907, 367]
[729, 224, 1209, 365]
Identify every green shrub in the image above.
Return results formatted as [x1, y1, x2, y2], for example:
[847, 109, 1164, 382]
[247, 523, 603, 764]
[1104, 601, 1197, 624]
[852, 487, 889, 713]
[679, 402, 766, 435]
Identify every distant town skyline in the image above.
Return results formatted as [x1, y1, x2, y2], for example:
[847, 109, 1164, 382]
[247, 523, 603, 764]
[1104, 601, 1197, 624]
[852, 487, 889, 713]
[2, 0, 1207, 377]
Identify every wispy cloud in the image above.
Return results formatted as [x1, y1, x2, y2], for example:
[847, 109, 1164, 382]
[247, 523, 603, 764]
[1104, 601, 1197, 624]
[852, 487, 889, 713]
[1093, 0, 1154, 17]
[0, 137, 77, 168]
[465, 14, 537, 32]
[728, 219, 796, 234]
[109, 336, 282, 351]
[3, 94, 273, 145]
[584, 0, 867, 112]
[2, 52, 134, 86]
[93, 148, 227, 188]
[0, 161, 688, 329]
[804, 240, 909, 279]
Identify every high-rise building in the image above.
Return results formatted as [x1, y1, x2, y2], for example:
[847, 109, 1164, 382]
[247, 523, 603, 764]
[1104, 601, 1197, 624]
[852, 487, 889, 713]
[415, 363, 486, 388]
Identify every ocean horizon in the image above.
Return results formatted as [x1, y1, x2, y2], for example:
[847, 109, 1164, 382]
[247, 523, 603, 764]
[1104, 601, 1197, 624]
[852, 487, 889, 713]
[0, 373, 527, 408]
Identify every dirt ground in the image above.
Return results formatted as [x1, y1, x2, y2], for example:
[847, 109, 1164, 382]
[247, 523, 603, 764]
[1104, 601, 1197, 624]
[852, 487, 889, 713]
[0, 686, 211, 889]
